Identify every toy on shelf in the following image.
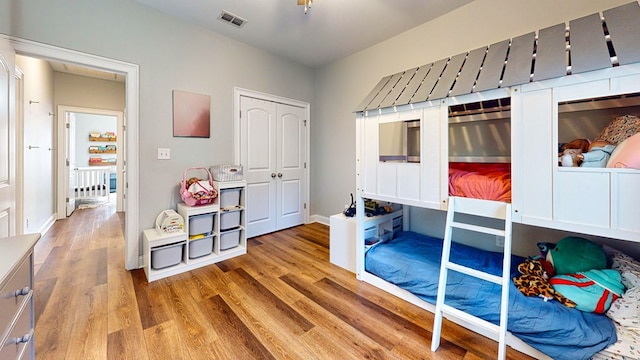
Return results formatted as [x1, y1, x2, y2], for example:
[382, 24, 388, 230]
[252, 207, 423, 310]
[180, 167, 218, 206]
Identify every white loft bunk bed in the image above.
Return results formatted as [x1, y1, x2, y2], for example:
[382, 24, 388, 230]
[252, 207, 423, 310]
[354, 2, 640, 359]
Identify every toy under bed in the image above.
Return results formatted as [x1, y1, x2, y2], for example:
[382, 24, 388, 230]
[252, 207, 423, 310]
[364, 231, 617, 360]
[449, 162, 511, 202]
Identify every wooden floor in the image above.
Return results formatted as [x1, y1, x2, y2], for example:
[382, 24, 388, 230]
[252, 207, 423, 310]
[33, 204, 535, 360]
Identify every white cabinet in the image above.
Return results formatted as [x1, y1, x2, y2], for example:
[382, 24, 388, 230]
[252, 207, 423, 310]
[330, 209, 403, 274]
[143, 181, 247, 282]
[329, 214, 357, 272]
[0, 233, 40, 360]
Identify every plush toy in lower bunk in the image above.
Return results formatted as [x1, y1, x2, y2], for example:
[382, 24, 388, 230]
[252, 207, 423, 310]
[545, 236, 608, 275]
[514, 236, 625, 313]
[549, 269, 624, 313]
[513, 259, 576, 307]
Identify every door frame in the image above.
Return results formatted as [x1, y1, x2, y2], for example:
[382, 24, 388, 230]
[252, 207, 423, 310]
[233, 87, 310, 227]
[8, 36, 140, 270]
[57, 106, 125, 216]
[14, 66, 23, 235]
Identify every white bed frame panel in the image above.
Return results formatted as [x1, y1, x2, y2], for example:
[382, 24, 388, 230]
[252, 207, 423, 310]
[514, 65, 640, 241]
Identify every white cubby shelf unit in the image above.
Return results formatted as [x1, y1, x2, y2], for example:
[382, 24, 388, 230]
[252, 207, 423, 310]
[143, 180, 246, 282]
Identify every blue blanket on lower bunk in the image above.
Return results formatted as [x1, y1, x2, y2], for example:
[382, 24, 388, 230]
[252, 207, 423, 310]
[364, 231, 617, 360]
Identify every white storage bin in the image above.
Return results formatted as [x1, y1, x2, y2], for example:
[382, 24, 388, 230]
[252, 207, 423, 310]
[189, 213, 214, 236]
[220, 188, 242, 209]
[220, 209, 241, 231]
[210, 165, 243, 181]
[220, 228, 240, 250]
[189, 235, 213, 259]
[364, 226, 376, 240]
[151, 241, 184, 270]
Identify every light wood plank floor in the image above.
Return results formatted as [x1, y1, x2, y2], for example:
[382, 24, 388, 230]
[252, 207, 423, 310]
[33, 204, 535, 359]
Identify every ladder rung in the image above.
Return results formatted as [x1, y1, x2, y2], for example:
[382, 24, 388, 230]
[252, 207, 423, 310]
[441, 304, 500, 334]
[451, 221, 506, 237]
[445, 262, 503, 285]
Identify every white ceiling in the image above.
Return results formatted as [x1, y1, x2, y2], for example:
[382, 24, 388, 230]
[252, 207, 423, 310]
[135, 0, 474, 68]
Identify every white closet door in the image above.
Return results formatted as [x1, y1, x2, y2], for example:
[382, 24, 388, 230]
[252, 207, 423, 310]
[0, 38, 15, 237]
[276, 103, 306, 230]
[242, 97, 277, 237]
[241, 96, 306, 238]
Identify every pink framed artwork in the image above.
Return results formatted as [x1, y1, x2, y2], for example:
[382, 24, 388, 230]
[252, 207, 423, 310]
[172, 90, 211, 138]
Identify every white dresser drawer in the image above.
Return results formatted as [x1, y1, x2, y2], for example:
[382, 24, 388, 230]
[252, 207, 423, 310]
[0, 300, 32, 360]
[0, 257, 32, 335]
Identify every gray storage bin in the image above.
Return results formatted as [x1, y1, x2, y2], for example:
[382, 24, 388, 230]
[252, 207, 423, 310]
[220, 188, 242, 209]
[151, 241, 184, 270]
[220, 228, 240, 250]
[189, 235, 213, 259]
[189, 213, 214, 236]
[220, 209, 241, 231]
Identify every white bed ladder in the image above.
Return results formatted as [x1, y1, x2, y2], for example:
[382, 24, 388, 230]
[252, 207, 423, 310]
[431, 196, 513, 360]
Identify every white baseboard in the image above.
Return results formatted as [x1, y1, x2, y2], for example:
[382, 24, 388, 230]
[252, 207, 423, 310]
[310, 214, 329, 226]
[37, 214, 57, 237]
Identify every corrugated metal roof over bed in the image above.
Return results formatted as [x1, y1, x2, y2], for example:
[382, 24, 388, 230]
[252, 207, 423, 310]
[356, 1, 640, 112]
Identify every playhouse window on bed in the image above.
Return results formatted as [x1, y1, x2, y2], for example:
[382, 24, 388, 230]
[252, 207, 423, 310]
[378, 119, 420, 163]
[448, 97, 511, 163]
[557, 92, 640, 169]
[447, 97, 512, 202]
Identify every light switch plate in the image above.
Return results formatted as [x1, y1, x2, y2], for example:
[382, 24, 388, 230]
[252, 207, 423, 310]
[158, 148, 170, 160]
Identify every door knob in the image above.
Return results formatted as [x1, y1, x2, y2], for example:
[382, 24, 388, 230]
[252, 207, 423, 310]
[277, 173, 283, 178]
[271, 173, 276, 178]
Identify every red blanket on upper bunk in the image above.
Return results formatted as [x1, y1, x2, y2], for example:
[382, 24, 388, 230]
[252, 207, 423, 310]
[449, 162, 511, 203]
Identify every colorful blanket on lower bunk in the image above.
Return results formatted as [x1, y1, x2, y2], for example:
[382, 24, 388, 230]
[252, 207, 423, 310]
[364, 231, 617, 360]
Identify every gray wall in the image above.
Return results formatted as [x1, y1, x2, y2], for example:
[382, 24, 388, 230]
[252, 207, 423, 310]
[1, 0, 315, 234]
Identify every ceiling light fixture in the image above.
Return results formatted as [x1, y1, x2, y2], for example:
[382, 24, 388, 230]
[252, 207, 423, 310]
[297, 0, 313, 14]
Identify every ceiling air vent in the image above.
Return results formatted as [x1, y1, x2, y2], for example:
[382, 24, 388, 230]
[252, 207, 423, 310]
[218, 10, 246, 28]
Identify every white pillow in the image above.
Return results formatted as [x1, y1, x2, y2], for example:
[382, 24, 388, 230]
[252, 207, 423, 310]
[603, 245, 640, 289]
[607, 286, 640, 328]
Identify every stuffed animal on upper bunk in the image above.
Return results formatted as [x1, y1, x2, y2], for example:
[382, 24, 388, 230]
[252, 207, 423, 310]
[558, 138, 590, 167]
[558, 139, 616, 167]
[559, 114, 640, 168]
